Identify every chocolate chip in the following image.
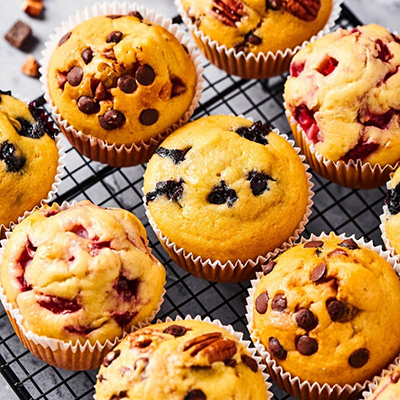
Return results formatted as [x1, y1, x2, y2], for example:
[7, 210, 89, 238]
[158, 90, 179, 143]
[94, 82, 107, 101]
[241, 355, 258, 372]
[225, 359, 237, 367]
[103, 350, 121, 367]
[268, 337, 287, 360]
[136, 64, 155, 86]
[5, 21, 32, 49]
[271, 294, 287, 312]
[106, 31, 123, 43]
[81, 48, 93, 64]
[255, 292, 269, 314]
[163, 324, 188, 337]
[171, 77, 187, 97]
[184, 389, 206, 400]
[294, 309, 318, 331]
[348, 348, 369, 368]
[304, 240, 324, 248]
[106, 14, 122, 19]
[98, 110, 126, 130]
[77, 96, 100, 114]
[118, 75, 137, 94]
[58, 31, 71, 46]
[267, 0, 282, 10]
[140, 109, 159, 126]
[339, 239, 359, 250]
[110, 391, 127, 400]
[0, 141, 26, 173]
[127, 11, 144, 20]
[390, 371, 400, 384]
[262, 261, 276, 275]
[327, 249, 347, 257]
[136, 338, 152, 348]
[67, 67, 83, 87]
[326, 298, 346, 322]
[296, 335, 318, 356]
[207, 180, 238, 208]
[234, 41, 247, 53]
[310, 263, 327, 283]
[247, 32, 262, 45]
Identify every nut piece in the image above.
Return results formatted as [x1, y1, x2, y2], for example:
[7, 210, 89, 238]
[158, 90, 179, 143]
[21, 55, 40, 78]
[210, 0, 247, 27]
[5, 20, 32, 49]
[23, 0, 44, 18]
[282, 0, 321, 21]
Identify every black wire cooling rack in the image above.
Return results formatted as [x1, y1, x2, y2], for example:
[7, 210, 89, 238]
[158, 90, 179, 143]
[0, 5, 385, 400]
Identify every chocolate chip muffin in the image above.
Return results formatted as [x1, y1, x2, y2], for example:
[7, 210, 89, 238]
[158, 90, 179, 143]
[180, 0, 333, 54]
[95, 319, 268, 400]
[0, 91, 60, 227]
[383, 168, 400, 255]
[367, 366, 400, 400]
[250, 234, 400, 386]
[1, 201, 165, 346]
[143, 115, 310, 272]
[46, 13, 197, 146]
[285, 24, 400, 167]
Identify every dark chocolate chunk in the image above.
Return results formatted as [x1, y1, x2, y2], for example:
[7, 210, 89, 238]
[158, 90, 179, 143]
[255, 292, 269, 314]
[327, 248, 348, 257]
[241, 355, 258, 372]
[271, 293, 287, 312]
[247, 32, 262, 45]
[117, 75, 137, 94]
[67, 67, 83, 87]
[304, 240, 324, 248]
[348, 348, 369, 368]
[326, 298, 346, 322]
[136, 64, 155, 86]
[94, 82, 108, 101]
[262, 261, 276, 275]
[184, 389, 206, 400]
[140, 109, 159, 126]
[310, 263, 327, 283]
[102, 350, 121, 367]
[247, 171, 274, 196]
[294, 309, 318, 331]
[0, 141, 26, 173]
[106, 31, 123, 43]
[267, 0, 283, 10]
[81, 48, 93, 64]
[207, 180, 238, 207]
[235, 121, 270, 145]
[77, 96, 100, 114]
[163, 324, 188, 337]
[127, 11, 144, 20]
[296, 335, 318, 356]
[155, 147, 191, 164]
[391, 371, 400, 384]
[234, 41, 247, 53]
[339, 239, 359, 250]
[171, 77, 187, 97]
[58, 31, 71, 46]
[98, 110, 126, 130]
[5, 21, 32, 49]
[146, 179, 185, 204]
[268, 337, 287, 360]
[106, 14, 122, 19]
[225, 359, 237, 367]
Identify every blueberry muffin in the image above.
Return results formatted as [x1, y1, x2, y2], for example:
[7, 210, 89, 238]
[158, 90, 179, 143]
[367, 366, 400, 400]
[95, 319, 268, 400]
[143, 115, 310, 266]
[47, 13, 197, 146]
[250, 234, 400, 386]
[180, 0, 332, 54]
[383, 168, 400, 255]
[1, 201, 166, 345]
[285, 24, 400, 166]
[0, 91, 59, 227]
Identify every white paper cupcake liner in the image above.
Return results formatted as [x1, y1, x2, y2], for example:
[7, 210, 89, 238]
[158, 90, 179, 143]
[0, 200, 166, 370]
[39, 1, 204, 168]
[175, 0, 343, 79]
[143, 118, 314, 283]
[285, 101, 400, 190]
[246, 232, 400, 400]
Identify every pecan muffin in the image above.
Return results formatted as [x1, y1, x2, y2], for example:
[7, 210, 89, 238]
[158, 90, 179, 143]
[383, 168, 400, 255]
[285, 24, 400, 169]
[46, 12, 197, 147]
[143, 115, 310, 278]
[0, 91, 60, 227]
[367, 366, 400, 400]
[1, 201, 165, 349]
[180, 0, 333, 54]
[95, 319, 268, 400]
[250, 234, 400, 387]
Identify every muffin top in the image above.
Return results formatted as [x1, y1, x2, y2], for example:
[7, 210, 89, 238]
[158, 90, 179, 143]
[95, 319, 268, 400]
[251, 234, 400, 386]
[285, 24, 400, 166]
[143, 115, 309, 263]
[0, 92, 59, 227]
[384, 168, 400, 255]
[47, 13, 197, 145]
[368, 366, 400, 400]
[180, 0, 332, 54]
[1, 201, 166, 344]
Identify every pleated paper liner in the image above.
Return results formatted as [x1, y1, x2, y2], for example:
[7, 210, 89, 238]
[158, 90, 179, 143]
[40, 1, 204, 168]
[246, 232, 400, 400]
[144, 126, 314, 283]
[93, 314, 273, 400]
[175, 0, 343, 80]
[0, 201, 166, 370]
[285, 105, 400, 189]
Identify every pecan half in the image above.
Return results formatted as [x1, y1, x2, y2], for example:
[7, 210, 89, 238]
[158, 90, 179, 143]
[210, 0, 247, 27]
[182, 332, 222, 354]
[282, 0, 321, 22]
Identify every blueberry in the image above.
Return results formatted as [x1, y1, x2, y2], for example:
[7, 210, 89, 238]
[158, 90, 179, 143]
[146, 179, 185, 204]
[155, 147, 191, 164]
[247, 171, 275, 195]
[0, 141, 26, 172]
[386, 184, 400, 215]
[235, 121, 270, 145]
[207, 180, 238, 207]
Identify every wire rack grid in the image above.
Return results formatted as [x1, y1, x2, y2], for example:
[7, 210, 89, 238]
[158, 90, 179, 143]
[0, 5, 383, 400]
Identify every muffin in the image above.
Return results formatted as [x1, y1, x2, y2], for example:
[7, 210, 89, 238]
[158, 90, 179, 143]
[0, 201, 165, 370]
[43, 6, 200, 166]
[144, 115, 312, 282]
[177, 0, 340, 79]
[247, 233, 400, 399]
[382, 168, 400, 256]
[95, 318, 269, 400]
[285, 24, 400, 189]
[366, 365, 400, 400]
[0, 91, 61, 228]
